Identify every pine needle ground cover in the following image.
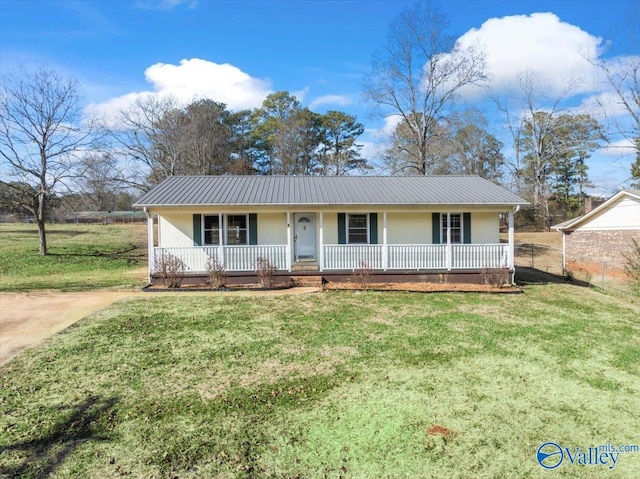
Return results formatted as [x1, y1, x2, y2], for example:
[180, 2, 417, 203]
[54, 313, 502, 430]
[1, 286, 639, 478]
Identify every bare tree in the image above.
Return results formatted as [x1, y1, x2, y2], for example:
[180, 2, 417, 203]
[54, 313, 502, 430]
[111, 94, 183, 189]
[593, 5, 640, 187]
[0, 66, 96, 254]
[362, 0, 486, 175]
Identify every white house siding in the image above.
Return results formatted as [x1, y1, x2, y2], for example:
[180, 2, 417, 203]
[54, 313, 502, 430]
[471, 212, 500, 244]
[578, 196, 640, 231]
[154, 209, 504, 247]
[323, 213, 338, 244]
[258, 213, 287, 245]
[387, 212, 431, 244]
[158, 213, 193, 247]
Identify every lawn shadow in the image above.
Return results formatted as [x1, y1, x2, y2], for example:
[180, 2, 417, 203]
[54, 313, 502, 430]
[515, 266, 591, 287]
[0, 395, 118, 478]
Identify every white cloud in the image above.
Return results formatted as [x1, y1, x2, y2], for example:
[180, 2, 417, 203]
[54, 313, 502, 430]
[134, 0, 198, 10]
[456, 13, 603, 95]
[309, 94, 352, 110]
[597, 138, 637, 157]
[87, 58, 272, 124]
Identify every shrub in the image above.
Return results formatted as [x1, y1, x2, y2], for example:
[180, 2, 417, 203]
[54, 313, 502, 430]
[206, 257, 227, 289]
[352, 261, 372, 289]
[481, 267, 510, 288]
[157, 252, 185, 288]
[255, 257, 277, 288]
[622, 238, 640, 294]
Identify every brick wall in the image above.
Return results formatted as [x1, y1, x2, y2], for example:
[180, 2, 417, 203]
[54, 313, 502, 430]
[565, 229, 639, 273]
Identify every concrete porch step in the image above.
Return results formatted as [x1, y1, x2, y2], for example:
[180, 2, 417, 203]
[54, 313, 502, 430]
[290, 275, 324, 287]
[291, 263, 320, 272]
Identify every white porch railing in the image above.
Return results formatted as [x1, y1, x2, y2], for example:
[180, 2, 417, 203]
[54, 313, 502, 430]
[388, 244, 446, 269]
[451, 244, 508, 269]
[323, 245, 383, 270]
[152, 243, 508, 274]
[153, 245, 288, 273]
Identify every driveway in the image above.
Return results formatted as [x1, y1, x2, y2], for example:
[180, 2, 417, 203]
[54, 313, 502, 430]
[0, 291, 135, 366]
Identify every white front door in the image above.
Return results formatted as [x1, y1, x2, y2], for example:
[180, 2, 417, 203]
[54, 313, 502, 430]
[294, 213, 316, 262]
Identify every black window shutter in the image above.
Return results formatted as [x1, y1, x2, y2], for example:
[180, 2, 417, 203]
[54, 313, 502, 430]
[463, 213, 471, 244]
[432, 213, 440, 244]
[369, 213, 378, 244]
[193, 214, 202, 246]
[249, 214, 258, 245]
[338, 213, 346, 244]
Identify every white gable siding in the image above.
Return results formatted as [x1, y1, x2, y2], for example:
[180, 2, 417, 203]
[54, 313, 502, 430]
[578, 196, 640, 231]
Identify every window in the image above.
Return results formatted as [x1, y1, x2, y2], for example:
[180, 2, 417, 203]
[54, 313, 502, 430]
[226, 215, 248, 245]
[347, 214, 368, 244]
[203, 215, 220, 245]
[441, 213, 462, 244]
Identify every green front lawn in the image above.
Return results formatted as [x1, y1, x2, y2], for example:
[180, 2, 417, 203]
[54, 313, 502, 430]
[1, 286, 639, 478]
[0, 224, 147, 291]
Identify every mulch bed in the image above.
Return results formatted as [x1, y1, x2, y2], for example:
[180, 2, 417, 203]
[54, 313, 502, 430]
[324, 282, 523, 293]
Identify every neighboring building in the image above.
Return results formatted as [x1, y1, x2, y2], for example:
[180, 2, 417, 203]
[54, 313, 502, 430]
[553, 190, 640, 275]
[133, 175, 528, 285]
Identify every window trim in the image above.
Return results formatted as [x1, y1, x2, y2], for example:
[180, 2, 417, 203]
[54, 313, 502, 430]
[202, 214, 221, 246]
[346, 213, 369, 244]
[200, 214, 250, 246]
[225, 214, 249, 246]
[441, 213, 463, 245]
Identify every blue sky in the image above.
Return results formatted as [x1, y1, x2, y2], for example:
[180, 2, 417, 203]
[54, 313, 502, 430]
[0, 0, 637, 194]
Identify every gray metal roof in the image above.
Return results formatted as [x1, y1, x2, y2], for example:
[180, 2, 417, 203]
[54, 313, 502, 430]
[134, 175, 529, 207]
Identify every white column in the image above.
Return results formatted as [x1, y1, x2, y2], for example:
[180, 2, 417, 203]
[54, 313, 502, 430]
[319, 212, 324, 271]
[508, 210, 515, 271]
[286, 212, 292, 272]
[218, 213, 224, 266]
[446, 212, 452, 270]
[145, 208, 154, 282]
[561, 231, 566, 273]
[382, 211, 388, 271]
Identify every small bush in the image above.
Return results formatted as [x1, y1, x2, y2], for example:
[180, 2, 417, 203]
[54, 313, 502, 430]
[206, 257, 227, 289]
[352, 261, 372, 289]
[622, 238, 640, 294]
[157, 252, 185, 288]
[481, 267, 510, 288]
[256, 257, 277, 288]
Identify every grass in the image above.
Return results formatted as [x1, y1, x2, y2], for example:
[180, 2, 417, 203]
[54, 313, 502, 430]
[1, 286, 639, 478]
[0, 224, 147, 291]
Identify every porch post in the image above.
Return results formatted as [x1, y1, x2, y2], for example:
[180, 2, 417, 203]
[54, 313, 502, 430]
[561, 231, 566, 273]
[508, 210, 515, 271]
[286, 212, 292, 272]
[319, 211, 324, 272]
[218, 213, 224, 267]
[145, 207, 154, 283]
[446, 212, 452, 270]
[382, 211, 388, 271]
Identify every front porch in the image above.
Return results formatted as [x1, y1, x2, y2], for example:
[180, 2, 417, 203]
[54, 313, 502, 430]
[151, 243, 510, 274]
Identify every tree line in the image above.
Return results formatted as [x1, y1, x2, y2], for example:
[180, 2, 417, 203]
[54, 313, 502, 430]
[1, 0, 639, 254]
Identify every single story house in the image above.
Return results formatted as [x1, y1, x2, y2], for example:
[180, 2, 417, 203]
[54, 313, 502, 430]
[133, 175, 528, 285]
[552, 189, 640, 275]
